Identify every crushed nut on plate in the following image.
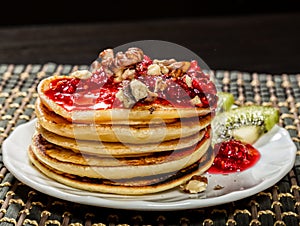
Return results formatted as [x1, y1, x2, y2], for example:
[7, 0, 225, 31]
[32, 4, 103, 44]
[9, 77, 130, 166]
[180, 175, 208, 194]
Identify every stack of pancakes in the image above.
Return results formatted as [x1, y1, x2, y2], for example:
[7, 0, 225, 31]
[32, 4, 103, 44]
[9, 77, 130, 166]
[28, 47, 218, 195]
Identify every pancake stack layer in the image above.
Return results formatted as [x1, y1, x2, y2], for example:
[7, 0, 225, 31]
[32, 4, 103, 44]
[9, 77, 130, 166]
[28, 47, 218, 195]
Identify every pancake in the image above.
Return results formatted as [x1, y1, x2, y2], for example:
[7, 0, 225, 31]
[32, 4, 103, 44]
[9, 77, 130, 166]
[36, 98, 212, 143]
[37, 123, 209, 156]
[28, 146, 215, 195]
[38, 76, 212, 124]
[30, 131, 211, 179]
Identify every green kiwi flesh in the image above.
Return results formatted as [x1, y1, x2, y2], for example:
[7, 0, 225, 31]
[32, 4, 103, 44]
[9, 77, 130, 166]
[212, 105, 280, 145]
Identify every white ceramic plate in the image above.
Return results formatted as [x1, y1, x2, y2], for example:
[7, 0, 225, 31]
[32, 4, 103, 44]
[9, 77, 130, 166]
[2, 119, 297, 211]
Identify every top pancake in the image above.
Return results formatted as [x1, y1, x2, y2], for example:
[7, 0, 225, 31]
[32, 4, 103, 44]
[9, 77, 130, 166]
[38, 76, 212, 123]
[37, 47, 217, 123]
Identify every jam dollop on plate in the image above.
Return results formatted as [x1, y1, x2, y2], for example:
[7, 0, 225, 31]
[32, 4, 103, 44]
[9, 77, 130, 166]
[208, 139, 261, 174]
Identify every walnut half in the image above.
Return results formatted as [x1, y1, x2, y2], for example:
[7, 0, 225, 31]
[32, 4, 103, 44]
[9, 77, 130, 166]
[100, 47, 144, 77]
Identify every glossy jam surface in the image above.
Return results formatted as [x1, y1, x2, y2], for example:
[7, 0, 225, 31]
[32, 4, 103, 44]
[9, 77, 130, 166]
[207, 140, 261, 174]
[44, 55, 218, 111]
[44, 74, 121, 111]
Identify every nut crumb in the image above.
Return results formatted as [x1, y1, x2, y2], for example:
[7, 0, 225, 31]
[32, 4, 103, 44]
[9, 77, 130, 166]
[190, 95, 202, 106]
[70, 70, 92, 80]
[183, 75, 192, 88]
[180, 175, 208, 194]
[213, 185, 224, 190]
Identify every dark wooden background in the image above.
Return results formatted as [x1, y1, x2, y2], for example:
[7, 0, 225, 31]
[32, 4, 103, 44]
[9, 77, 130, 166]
[0, 0, 299, 74]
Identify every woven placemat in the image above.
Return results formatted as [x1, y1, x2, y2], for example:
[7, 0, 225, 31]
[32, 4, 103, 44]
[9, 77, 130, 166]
[0, 63, 299, 226]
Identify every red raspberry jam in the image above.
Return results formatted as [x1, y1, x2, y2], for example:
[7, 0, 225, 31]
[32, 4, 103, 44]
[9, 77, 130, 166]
[207, 140, 261, 174]
[136, 55, 153, 76]
[44, 55, 218, 111]
[44, 71, 122, 111]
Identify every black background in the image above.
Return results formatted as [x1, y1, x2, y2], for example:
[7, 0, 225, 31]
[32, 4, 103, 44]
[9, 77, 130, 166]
[0, 0, 299, 26]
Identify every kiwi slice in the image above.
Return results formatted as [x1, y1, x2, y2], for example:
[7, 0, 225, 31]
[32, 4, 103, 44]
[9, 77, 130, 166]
[212, 105, 280, 145]
[217, 92, 235, 112]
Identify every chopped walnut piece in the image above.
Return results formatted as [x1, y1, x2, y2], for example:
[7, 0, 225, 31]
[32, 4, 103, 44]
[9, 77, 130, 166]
[116, 89, 135, 108]
[125, 47, 144, 63]
[167, 61, 190, 71]
[114, 68, 136, 83]
[91, 60, 101, 71]
[154, 77, 167, 92]
[190, 95, 202, 106]
[114, 47, 144, 68]
[115, 79, 158, 108]
[115, 89, 124, 102]
[100, 57, 115, 76]
[70, 70, 92, 80]
[99, 47, 144, 78]
[213, 185, 224, 190]
[160, 65, 169, 74]
[99, 49, 114, 60]
[169, 69, 184, 78]
[130, 79, 149, 101]
[183, 75, 192, 88]
[147, 64, 161, 76]
[180, 175, 208, 194]
[121, 69, 136, 80]
[118, 80, 136, 108]
[113, 73, 123, 83]
[153, 59, 176, 66]
[153, 59, 192, 76]
[166, 61, 191, 78]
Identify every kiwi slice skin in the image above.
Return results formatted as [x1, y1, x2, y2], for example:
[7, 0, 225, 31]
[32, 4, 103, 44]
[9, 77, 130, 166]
[212, 105, 280, 145]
